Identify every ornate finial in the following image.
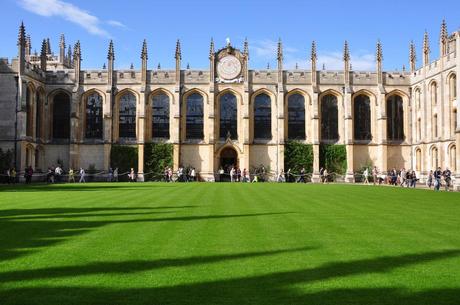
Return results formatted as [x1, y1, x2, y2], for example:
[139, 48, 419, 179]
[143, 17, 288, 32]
[103, 63, 106, 69]
[209, 38, 215, 59]
[186, 62, 190, 69]
[322, 63, 325, 70]
[440, 19, 448, 44]
[226, 37, 231, 47]
[243, 37, 249, 59]
[130, 63, 134, 69]
[73, 40, 81, 58]
[67, 44, 72, 59]
[59, 34, 65, 48]
[175, 39, 181, 60]
[402, 64, 406, 72]
[157, 62, 161, 69]
[410, 40, 416, 62]
[40, 39, 47, 57]
[141, 39, 148, 60]
[17, 21, 26, 46]
[46, 38, 51, 54]
[311, 40, 317, 61]
[107, 40, 114, 60]
[343, 40, 350, 61]
[277, 38, 283, 61]
[376, 40, 383, 62]
[267, 62, 270, 69]
[423, 31, 430, 54]
[295, 62, 298, 69]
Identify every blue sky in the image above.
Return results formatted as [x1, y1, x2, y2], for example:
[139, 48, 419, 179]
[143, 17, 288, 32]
[1, 0, 459, 71]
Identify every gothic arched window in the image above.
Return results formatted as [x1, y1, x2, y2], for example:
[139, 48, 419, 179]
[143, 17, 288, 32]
[53, 92, 70, 140]
[254, 93, 272, 139]
[353, 94, 372, 141]
[320, 94, 338, 141]
[219, 93, 237, 140]
[386, 95, 404, 141]
[119, 92, 136, 139]
[26, 87, 33, 137]
[287, 93, 306, 140]
[85, 92, 103, 139]
[431, 82, 437, 105]
[152, 93, 170, 139]
[186, 93, 204, 140]
[35, 91, 42, 139]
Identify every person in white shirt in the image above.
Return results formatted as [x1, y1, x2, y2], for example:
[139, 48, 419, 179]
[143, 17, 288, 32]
[230, 167, 235, 182]
[363, 168, 369, 184]
[79, 168, 86, 183]
[190, 168, 196, 182]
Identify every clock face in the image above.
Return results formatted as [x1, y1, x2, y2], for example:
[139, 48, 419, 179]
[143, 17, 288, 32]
[217, 55, 242, 80]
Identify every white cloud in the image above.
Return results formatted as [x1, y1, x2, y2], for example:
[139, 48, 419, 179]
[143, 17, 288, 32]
[18, 0, 110, 37]
[251, 39, 375, 71]
[107, 20, 126, 28]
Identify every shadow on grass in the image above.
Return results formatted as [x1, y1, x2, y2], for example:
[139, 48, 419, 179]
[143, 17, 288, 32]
[0, 249, 458, 305]
[0, 207, 291, 261]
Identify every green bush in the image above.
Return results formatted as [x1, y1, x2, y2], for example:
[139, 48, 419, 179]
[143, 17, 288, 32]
[0, 148, 14, 173]
[284, 141, 313, 173]
[110, 145, 138, 180]
[319, 144, 347, 175]
[144, 143, 173, 181]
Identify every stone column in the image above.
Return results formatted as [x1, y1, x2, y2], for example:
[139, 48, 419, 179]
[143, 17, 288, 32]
[344, 91, 354, 182]
[311, 92, 320, 182]
[377, 92, 388, 174]
[69, 91, 80, 170]
[137, 92, 146, 182]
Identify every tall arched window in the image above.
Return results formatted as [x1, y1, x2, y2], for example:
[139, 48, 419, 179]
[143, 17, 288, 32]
[431, 147, 439, 169]
[450, 145, 457, 171]
[453, 109, 458, 137]
[353, 94, 371, 141]
[26, 87, 33, 137]
[119, 92, 136, 139]
[35, 91, 42, 139]
[449, 74, 457, 101]
[415, 88, 421, 110]
[186, 93, 204, 140]
[85, 92, 103, 139]
[287, 93, 305, 140]
[219, 93, 237, 140]
[254, 93, 272, 139]
[417, 118, 421, 142]
[386, 95, 404, 141]
[152, 93, 170, 139]
[430, 82, 437, 105]
[433, 114, 438, 138]
[415, 148, 421, 172]
[321, 94, 338, 141]
[53, 92, 70, 140]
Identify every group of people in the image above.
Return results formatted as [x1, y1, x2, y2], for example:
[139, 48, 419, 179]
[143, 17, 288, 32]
[173, 166, 197, 182]
[46, 165, 88, 183]
[427, 167, 452, 191]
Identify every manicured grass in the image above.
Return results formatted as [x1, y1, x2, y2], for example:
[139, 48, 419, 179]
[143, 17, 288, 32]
[0, 182, 459, 305]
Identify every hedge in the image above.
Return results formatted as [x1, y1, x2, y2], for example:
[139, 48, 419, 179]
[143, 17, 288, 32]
[110, 145, 138, 180]
[319, 144, 347, 175]
[284, 141, 313, 173]
[144, 143, 173, 181]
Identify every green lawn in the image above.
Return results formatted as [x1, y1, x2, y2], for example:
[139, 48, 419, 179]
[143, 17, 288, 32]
[0, 183, 459, 305]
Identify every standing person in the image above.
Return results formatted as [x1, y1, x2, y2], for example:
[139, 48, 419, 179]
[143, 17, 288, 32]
[129, 168, 136, 182]
[190, 167, 196, 182]
[323, 168, 329, 183]
[236, 168, 241, 182]
[443, 168, 452, 192]
[55, 165, 62, 183]
[363, 168, 369, 184]
[411, 170, 417, 188]
[218, 166, 224, 182]
[25, 165, 33, 184]
[319, 167, 324, 183]
[372, 166, 378, 185]
[400, 168, 406, 187]
[113, 168, 119, 182]
[426, 170, 433, 188]
[286, 168, 292, 183]
[277, 169, 285, 183]
[298, 167, 306, 183]
[433, 167, 442, 191]
[68, 168, 75, 183]
[11, 168, 17, 184]
[107, 167, 113, 182]
[230, 167, 235, 182]
[167, 167, 172, 182]
[405, 170, 412, 188]
[79, 168, 86, 183]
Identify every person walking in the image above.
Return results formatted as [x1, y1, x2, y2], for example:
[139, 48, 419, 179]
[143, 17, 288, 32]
[113, 168, 119, 182]
[372, 166, 378, 185]
[107, 167, 113, 182]
[323, 168, 329, 183]
[68, 168, 75, 183]
[190, 167, 196, 182]
[55, 165, 62, 183]
[426, 170, 433, 188]
[79, 168, 86, 183]
[11, 168, 17, 184]
[230, 167, 235, 182]
[433, 167, 442, 191]
[298, 167, 306, 183]
[363, 168, 369, 184]
[277, 169, 285, 183]
[129, 168, 136, 182]
[443, 168, 452, 191]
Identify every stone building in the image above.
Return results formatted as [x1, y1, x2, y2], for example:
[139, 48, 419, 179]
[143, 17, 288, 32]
[0, 22, 458, 188]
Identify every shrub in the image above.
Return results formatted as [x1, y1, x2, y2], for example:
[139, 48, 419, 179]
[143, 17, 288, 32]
[319, 144, 347, 175]
[110, 145, 138, 181]
[144, 143, 173, 181]
[284, 141, 313, 174]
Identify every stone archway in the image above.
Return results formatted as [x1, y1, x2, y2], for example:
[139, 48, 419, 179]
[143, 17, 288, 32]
[219, 147, 238, 172]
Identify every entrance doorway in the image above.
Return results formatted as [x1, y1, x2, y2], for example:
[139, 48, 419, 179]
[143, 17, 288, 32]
[219, 147, 238, 181]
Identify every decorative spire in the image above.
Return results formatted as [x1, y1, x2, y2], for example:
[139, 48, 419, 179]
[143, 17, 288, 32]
[343, 40, 350, 61]
[243, 37, 249, 59]
[322, 63, 326, 70]
[295, 63, 298, 69]
[409, 40, 416, 72]
[40, 39, 47, 70]
[311, 40, 317, 61]
[267, 62, 270, 69]
[46, 38, 51, 54]
[376, 40, 383, 62]
[107, 40, 114, 60]
[103, 63, 106, 69]
[73, 40, 81, 58]
[59, 34, 65, 48]
[130, 63, 134, 69]
[25, 34, 31, 56]
[209, 38, 215, 59]
[175, 39, 181, 60]
[440, 19, 448, 44]
[141, 39, 148, 60]
[186, 62, 190, 69]
[423, 31, 430, 54]
[157, 62, 161, 69]
[17, 21, 26, 46]
[277, 38, 283, 61]
[67, 44, 72, 64]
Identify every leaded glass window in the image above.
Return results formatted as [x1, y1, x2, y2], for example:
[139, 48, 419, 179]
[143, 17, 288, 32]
[353, 95, 372, 141]
[186, 93, 204, 140]
[119, 93, 136, 139]
[386, 95, 404, 141]
[321, 94, 338, 141]
[53, 92, 70, 140]
[85, 93, 103, 139]
[254, 93, 271, 139]
[220, 93, 237, 140]
[152, 93, 170, 139]
[287, 93, 305, 140]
